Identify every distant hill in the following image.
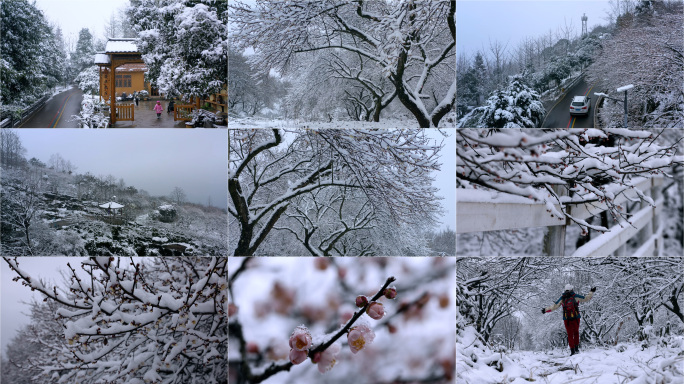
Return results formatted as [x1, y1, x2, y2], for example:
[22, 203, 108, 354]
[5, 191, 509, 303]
[1, 165, 227, 256]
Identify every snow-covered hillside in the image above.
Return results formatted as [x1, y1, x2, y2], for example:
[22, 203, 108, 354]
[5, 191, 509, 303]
[1, 166, 227, 256]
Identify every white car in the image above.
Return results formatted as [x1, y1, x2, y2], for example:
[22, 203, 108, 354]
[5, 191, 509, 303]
[570, 96, 591, 116]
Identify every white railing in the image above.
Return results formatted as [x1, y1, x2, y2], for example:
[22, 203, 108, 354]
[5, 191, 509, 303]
[457, 177, 664, 256]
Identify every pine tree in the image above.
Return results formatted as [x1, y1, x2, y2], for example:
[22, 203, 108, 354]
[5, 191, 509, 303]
[0, 0, 65, 107]
[475, 75, 545, 128]
[71, 28, 95, 74]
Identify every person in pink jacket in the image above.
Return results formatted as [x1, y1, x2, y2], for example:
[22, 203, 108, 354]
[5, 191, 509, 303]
[154, 101, 163, 119]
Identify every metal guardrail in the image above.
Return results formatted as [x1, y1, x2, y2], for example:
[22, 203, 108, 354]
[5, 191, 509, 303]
[0, 94, 50, 127]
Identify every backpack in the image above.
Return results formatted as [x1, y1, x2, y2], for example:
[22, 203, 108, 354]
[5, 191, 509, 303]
[562, 292, 579, 320]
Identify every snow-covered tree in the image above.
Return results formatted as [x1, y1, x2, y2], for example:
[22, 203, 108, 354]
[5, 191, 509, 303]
[458, 75, 545, 128]
[229, 0, 456, 127]
[457, 129, 683, 233]
[2, 256, 227, 384]
[169, 186, 187, 206]
[127, 0, 227, 99]
[229, 129, 444, 256]
[70, 28, 95, 74]
[0, 0, 66, 106]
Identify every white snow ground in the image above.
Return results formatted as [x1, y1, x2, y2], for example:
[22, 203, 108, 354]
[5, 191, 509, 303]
[459, 340, 683, 384]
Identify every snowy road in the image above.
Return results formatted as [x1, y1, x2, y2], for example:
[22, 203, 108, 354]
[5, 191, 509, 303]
[459, 344, 683, 384]
[542, 77, 598, 128]
[19, 87, 83, 128]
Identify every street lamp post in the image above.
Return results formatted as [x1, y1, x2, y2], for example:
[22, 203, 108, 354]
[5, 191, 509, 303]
[594, 84, 633, 127]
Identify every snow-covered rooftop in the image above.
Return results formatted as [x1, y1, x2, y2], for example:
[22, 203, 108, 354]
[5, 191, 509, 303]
[99, 202, 124, 209]
[105, 38, 139, 53]
[94, 53, 110, 64]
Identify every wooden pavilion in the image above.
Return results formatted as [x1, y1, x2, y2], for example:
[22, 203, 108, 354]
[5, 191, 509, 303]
[94, 38, 144, 125]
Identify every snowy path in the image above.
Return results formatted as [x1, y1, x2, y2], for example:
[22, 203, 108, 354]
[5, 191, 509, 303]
[460, 344, 683, 384]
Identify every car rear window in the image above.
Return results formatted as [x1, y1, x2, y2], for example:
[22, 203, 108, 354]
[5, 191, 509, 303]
[571, 101, 584, 107]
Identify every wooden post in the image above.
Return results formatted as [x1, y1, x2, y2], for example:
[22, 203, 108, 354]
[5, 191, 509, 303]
[543, 185, 567, 256]
[110, 63, 117, 125]
[638, 178, 654, 255]
[651, 178, 660, 255]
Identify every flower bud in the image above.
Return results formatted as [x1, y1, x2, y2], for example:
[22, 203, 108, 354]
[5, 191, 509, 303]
[289, 348, 308, 365]
[366, 302, 385, 320]
[314, 258, 329, 271]
[228, 303, 238, 317]
[246, 342, 259, 354]
[289, 326, 312, 351]
[355, 295, 368, 308]
[384, 287, 397, 299]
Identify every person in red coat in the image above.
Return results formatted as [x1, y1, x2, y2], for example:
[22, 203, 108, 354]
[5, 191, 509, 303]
[542, 284, 596, 355]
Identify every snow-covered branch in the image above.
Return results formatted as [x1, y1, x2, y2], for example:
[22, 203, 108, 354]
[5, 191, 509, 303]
[457, 128, 681, 233]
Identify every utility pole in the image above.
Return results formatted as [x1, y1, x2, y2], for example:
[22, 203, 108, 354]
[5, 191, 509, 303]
[594, 84, 633, 127]
[582, 13, 588, 37]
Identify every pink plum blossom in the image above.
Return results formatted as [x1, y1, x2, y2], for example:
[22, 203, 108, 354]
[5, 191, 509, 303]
[289, 348, 308, 365]
[366, 302, 385, 320]
[355, 295, 368, 308]
[347, 324, 375, 354]
[314, 343, 341, 373]
[289, 326, 312, 351]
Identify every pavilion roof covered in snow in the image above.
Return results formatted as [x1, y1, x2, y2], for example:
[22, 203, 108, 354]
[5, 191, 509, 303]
[99, 202, 124, 209]
[94, 53, 110, 64]
[105, 38, 139, 53]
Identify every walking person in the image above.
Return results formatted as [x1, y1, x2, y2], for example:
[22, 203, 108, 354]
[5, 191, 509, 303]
[154, 100, 163, 119]
[542, 284, 596, 355]
[134, 92, 139, 107]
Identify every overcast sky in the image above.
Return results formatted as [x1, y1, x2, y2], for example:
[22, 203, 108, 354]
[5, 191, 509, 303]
[16, 129, 228, 209]
[34, 0, 130, 45]
[1, 258, 73, 356]
[457, 0, 611, 58]
[428, 129, 455, 232]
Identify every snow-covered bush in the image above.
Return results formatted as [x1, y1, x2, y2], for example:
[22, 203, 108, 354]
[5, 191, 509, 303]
[71, 96, 108, 128]
[74, 66, 100, 95]
[157, 204, 177, 223]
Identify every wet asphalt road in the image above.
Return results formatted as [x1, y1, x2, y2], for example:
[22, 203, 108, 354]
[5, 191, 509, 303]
[19, 87, 84, 128]
[542, 77, 599, 128]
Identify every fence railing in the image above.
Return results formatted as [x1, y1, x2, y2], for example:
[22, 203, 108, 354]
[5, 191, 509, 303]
[1, 94, 50, 127]
[174, 105, 194, 122]
[116, 104, 134, 121]
[457, 177, 664, 256]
